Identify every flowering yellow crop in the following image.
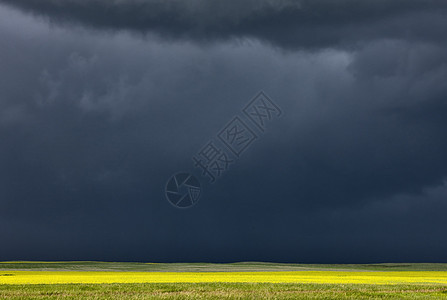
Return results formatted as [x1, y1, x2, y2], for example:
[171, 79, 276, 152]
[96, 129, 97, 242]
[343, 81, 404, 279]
[1, 271, 447, 285]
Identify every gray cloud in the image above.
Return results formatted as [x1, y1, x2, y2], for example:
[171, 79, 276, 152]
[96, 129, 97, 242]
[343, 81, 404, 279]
[0, 2, 447, 262]
[2, 0, 447, 49]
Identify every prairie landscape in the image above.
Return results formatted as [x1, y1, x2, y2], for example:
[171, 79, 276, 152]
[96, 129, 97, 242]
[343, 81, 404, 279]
[1, 262, 447, 299]
[2, 1, 447, 299]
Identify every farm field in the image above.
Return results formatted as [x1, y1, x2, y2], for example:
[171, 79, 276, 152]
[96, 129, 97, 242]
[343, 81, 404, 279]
[1, 262, 447, 299]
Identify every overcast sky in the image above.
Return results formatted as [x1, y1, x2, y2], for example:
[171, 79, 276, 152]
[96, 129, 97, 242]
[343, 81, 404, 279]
[1, 0, 447, 263]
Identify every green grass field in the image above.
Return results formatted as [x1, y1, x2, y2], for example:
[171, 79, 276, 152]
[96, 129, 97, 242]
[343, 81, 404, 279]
[1, 262, 447, 299]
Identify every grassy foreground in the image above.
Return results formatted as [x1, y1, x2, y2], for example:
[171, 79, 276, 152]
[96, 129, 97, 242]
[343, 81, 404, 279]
[1, 283, 447, 299]
[1, 262, 447, 299]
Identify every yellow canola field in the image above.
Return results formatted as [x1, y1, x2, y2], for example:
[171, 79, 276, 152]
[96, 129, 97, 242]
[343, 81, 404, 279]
[1, 271, 447, 285]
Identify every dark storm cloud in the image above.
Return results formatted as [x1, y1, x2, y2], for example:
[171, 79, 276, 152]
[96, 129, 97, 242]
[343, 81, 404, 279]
[2, 0, 447, 49]
[1, 2, 447, 263]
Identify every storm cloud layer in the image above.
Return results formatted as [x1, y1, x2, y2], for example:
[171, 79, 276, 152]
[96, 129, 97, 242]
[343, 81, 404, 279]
[0, 1, 447, 262]
[3, 0, 447, 49]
